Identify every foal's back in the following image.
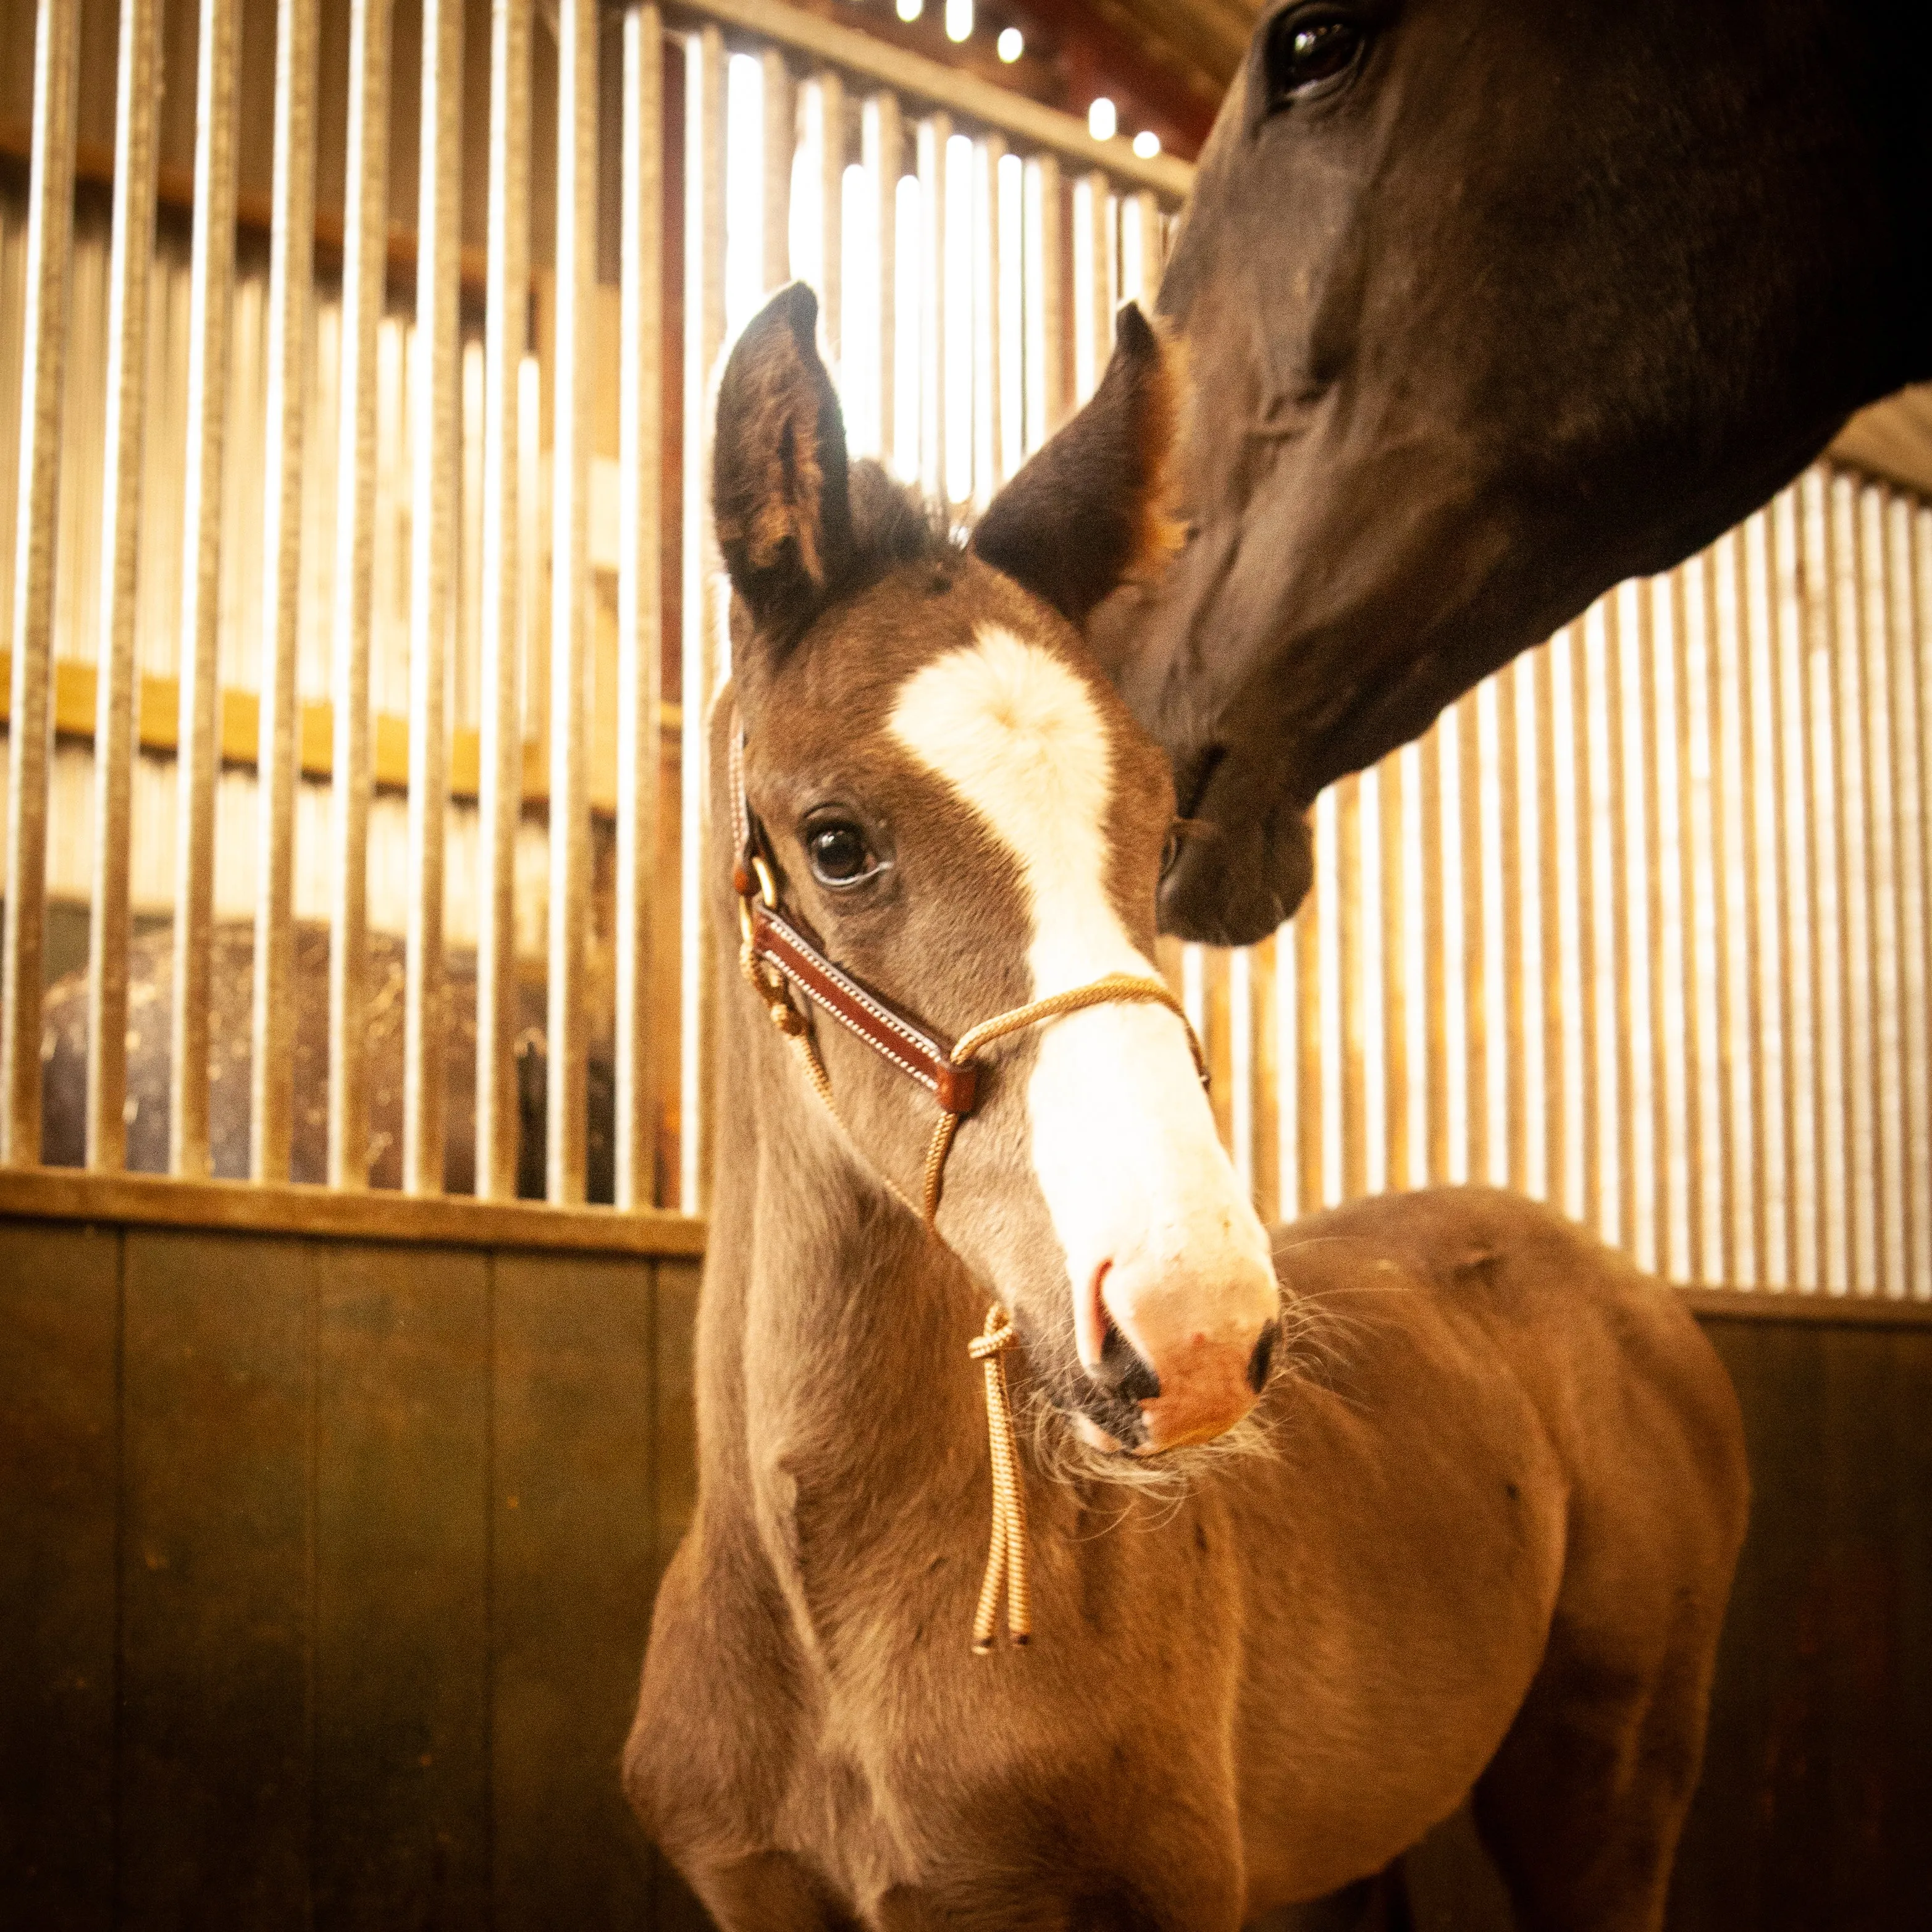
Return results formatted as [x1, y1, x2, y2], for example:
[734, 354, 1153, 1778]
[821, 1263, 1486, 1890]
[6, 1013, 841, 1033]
[1225, 1187, 1748, 1925]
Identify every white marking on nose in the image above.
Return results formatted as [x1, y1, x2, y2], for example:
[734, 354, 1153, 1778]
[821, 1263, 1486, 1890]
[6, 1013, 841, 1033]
[889, 624, 1276, 1436]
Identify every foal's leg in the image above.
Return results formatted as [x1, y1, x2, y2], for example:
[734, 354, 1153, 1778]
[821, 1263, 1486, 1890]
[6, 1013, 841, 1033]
[1468, 1604, 1722, 1932]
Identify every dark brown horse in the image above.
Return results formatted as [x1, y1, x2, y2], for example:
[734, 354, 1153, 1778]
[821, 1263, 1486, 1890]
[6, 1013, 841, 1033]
[623, 284, 1747, 1930]
[1094, 0, 1930, 944]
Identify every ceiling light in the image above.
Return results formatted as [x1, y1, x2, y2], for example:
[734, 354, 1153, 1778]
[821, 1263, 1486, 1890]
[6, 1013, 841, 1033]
[945, 0, 972, 41]
[896, 0, 923, 22]
[996, 26, 1023, 62]
[1088, 97, 1117, 141]
[1132, 130, 1161, 159]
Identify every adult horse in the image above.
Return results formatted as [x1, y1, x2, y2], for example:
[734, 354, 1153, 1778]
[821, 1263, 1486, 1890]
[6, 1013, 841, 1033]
[1098, 0, 1930, 944]
[623, 284, 1747, 1930]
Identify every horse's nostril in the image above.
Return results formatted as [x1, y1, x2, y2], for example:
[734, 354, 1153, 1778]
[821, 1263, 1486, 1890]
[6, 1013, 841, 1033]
[1247, 1321, 1279, 1395]
[1096, 1315, 1162, 1405]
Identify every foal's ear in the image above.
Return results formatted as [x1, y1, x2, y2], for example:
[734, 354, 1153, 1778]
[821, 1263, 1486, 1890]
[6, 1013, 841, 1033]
[712, 282, 856, 647]
[972, 302, 1183, 628]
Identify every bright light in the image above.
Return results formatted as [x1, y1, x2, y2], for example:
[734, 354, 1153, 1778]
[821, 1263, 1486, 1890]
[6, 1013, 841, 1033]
[1132, 129, 1161, 159]
[996, 26, 1023, 62]
[945, 0, 972, 42]
[1088, 96, 1117, 141]
[896, 0, 922, 21]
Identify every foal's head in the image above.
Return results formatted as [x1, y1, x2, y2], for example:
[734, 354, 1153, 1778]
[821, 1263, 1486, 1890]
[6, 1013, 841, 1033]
[714, 284, 1280, 1458]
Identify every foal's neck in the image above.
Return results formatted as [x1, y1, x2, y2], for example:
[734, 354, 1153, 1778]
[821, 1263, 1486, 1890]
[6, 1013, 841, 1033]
[699, 942, 993, 1635]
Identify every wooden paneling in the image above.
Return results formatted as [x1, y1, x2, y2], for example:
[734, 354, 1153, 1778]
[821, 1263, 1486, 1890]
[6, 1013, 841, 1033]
[311, 1241, 490, 1923]
[6, 1217, 1926, 1929]
[0, 1217, 118, 1927]
[1670, 1308, 1932, 1932]
[117, 1227, 313, 1922]
[0, 1216, 677, 1928]
[491, 1248, 655, 1924]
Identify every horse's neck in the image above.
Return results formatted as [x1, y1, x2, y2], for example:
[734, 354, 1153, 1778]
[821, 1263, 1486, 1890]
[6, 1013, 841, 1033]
[697, 962, 992, 1635]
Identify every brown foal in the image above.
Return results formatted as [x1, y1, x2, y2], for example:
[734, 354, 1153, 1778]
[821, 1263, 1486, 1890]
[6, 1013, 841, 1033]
[623, 284, 1749, 1932]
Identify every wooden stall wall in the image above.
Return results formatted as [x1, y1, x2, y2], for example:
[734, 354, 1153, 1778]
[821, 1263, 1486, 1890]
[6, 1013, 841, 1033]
[6, 1206, 1929, 1931]
[0, 1209, 713, 1930]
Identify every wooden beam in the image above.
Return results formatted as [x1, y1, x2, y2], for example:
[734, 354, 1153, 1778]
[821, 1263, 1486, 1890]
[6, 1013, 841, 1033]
[0, 1164, 705, 1256]
[0, 649, 680, 812]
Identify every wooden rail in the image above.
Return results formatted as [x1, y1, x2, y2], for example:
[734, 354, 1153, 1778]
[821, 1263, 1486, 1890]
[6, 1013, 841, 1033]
[0, 649, 678, 810]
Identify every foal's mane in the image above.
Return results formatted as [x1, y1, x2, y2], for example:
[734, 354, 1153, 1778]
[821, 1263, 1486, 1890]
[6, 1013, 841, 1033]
[845, 458, 959, 582]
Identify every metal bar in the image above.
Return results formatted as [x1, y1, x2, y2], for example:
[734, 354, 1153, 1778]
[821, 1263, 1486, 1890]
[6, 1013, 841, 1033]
[1379, 747, 1409, 1192]
[548, 0, 597, 1205]
[1529, 639, 1560, 1215]
[1022, 152, 1061, 453]
[1296, 830, 1324, 1211]
[1336, 773, 1365, 1200]
[250, 0, 321, 1183]
[1274, 919, 1299, 1220]
[402, 0, 464, 1196]
[1700, 548, 1746, 1282]
[861, 91, 899, 468]
[1248, 931, 1278, 1223]
[1452, 689, 1486, 1188]
[662, 0, 1191, 198]
[916, 112, 948, 506]
[1742, 510, 1788, 1285]
[616, 1, 665, 1211]
[1715, 527, 1758, 1281]
[169, 0, 240, 1180]
[760, 46, 792, 293]
[476, 0, 532, 1202]
[1887, 492, 1930, 1296]
[1909, 498, 1932, 1294]
[970, 132, 1004, 513]
[1778, 481, 1821, 1287]
[680, 22, 728, 1213]
[1826, 473, 1868, 1287]
[1357, 765, 1385, 1194]
[1584, 607, 1615, 1236]
[1313, 791, 1339, 1198]
[2, 0, 79, 1165]
[1860, 483, 1906, 1293]
[1419, 724, 1448, 1185]
[1613, 581, 1657, 1267]
[808, 70, 844, 361]
[1666, 566, 1704, 1277]
[83, 0, 161, 1172]
[1545, 624, 1581, 1218]
[1118, 187, 1159, 308]
[1072, 169, 1109, 405]
[328, 0, 393, 1189]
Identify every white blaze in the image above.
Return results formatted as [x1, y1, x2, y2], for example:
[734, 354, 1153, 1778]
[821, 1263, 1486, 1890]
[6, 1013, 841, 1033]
[889, 626, 1274, 1349]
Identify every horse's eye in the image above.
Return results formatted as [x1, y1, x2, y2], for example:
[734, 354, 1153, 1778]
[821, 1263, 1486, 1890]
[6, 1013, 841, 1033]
[1264, 7, 1367, 106]
[807, 822, 876, 886]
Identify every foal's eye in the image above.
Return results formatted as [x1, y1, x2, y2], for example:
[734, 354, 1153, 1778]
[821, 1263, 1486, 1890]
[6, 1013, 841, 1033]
[1264, 6, 1369, 107]
[807, 822, 877, 886]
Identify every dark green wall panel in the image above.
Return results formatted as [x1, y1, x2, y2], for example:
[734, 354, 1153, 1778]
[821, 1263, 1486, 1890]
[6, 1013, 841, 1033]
[0, 1219, 119, 1930]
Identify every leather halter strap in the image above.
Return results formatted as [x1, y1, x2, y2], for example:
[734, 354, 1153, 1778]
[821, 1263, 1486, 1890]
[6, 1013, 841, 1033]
[729, 719, 1205, 1225]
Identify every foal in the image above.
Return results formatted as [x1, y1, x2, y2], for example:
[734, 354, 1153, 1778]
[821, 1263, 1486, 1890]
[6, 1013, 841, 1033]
[624, 284, 1749, 1932]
